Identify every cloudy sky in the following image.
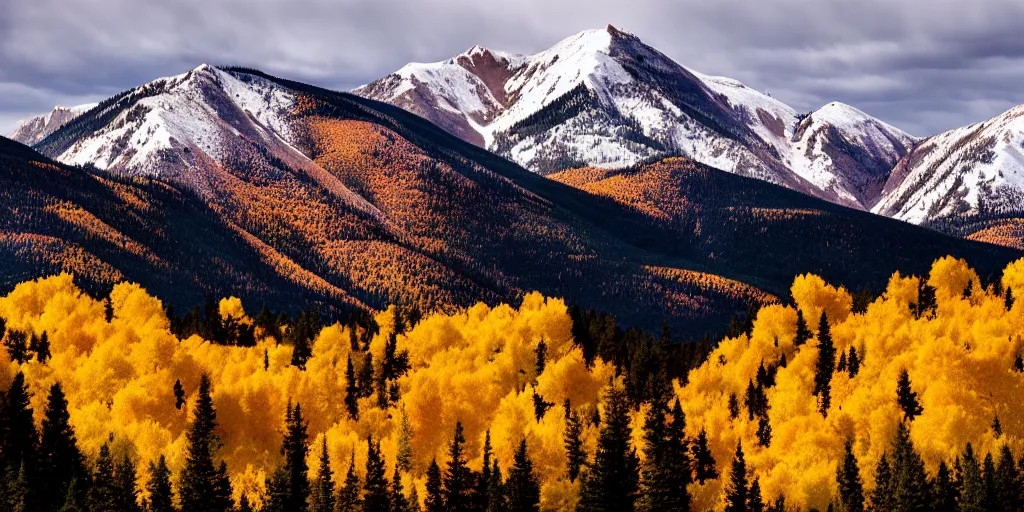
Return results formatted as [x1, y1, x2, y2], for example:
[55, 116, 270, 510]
[3, 0, 1023, 136]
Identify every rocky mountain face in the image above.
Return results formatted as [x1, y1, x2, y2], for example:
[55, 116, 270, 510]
[8, 103, 96, 146]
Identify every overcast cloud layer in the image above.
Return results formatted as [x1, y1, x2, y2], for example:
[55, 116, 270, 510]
[3, 0, 1024, 137]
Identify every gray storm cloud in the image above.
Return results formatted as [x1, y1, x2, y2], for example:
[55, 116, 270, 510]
[3, 0, 1024, 136]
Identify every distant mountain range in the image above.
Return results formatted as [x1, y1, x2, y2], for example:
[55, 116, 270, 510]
[353, 25, 1024, 242]
[9, 103, 97, 146]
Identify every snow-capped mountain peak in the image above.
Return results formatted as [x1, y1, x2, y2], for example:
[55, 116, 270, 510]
[9, 103, 97, 146]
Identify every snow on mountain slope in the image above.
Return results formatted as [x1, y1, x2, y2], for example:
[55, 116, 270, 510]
[9, 103, 97, 145]
[355, 25, 916, 209]
[873, 105, 1024, 224]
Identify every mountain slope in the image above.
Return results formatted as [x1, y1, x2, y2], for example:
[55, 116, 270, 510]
[355, 25, 917, 209]
[17, 66, 1019, 335]
[8, 103, 97, 146]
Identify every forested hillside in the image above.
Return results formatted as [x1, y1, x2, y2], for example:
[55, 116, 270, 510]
[0, 255, 1022, 511]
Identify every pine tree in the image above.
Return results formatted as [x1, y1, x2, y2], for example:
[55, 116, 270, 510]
[747, 479, 764, 512]
[506, 439, 540, 512]
[4, 330, 27, 363]
[813, 312, 836, 416]
[397, 408, 414, 473]
[264, 349, 270, 371]
[638, 397, 690, 512]
[982, 453, 997, 512]
[443, 421, 473, 512]
[212, 461, 234, 511]
[576, 386, 640, 512]
[486, 460, 507, 512]
[891, 422, 930, 512]
[0, 372, 38, 476]
[994, 445, 1019, 512]
[425, 459, 444, 512]
[895, 370, 923, 421]
[564, 400, 586, 483]
[345, 355, 360, 420]
[337, 454, 362, 512]
[363, 437, 391, 512]
[692, 428, 718, 484]
[535, 340, 547, 380]
[408, 484, 422, 512]
[794, 309, 812, 347]
[114, 454, 141, 512]
[311, 437, 335, 512]
[358, 353, 375, 399]
[173, 379, 186, 410]
[57, 478, 86, 512]
[836, 440, 864, 512]
[147, 455, 176, 512]
[391, 466, 410, 512]
[848, 347, 861, 378]
[728, 393, 740, 419]
[282, 402, 311, 511]
[6, 462, 29, 512]
[958, 444, 986, 512]
[38, 382, 88, 511]
[930, 461, 956, 512]
[475, 430, 493, 511]
[179, 374, 232, 512]
[1005, 287, 1015, 310]
[756, 416, 772, 448]
[724, 441, 748, 512]
[34, 331, 50, 363]
[288, 311, 318, 370]
[870, 453, 895, 512]
[88, 443, 118, 512]
[264, 465, 290, 512]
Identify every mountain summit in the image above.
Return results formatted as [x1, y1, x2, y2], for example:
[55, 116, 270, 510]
[355, 26, 917, 209]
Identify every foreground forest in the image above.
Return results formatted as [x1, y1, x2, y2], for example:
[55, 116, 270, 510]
[1, 255, 1024, 511]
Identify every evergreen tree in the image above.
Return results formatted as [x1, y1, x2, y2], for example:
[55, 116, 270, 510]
[337, 454, 362, 512]
[638, 397, 690, 512]
[794, 309, 812, 347]
[994, 445, 1019, 512]
[282, 402, 311, 511]
[930, 461, 956, 512]
[311, 437, 335, 512]
[747, 479, 765, 512]
[7, 462, 29, 512]
[398, 408, 414, 473]
[115, 454, 142, 512]
[0, 372, 38, 476]
[34, 331, 50, 363]
[408, 485, 422, 512]
[344, 355, 360, 420]
[1005, 287, 1015, 310]
[848, 347, 861, 378]
[57, 478, 86, 512]
[443, 421, 473, 512]
[212, 461, 234, 512]
[506, 440, 540, 512]
[756, 416, 772, 448]
[38, 382, 88, 511]
[147, 455, 176, 512]
[836, 440, 864, 512]
[728, 393, 740, 420]
[358, 353, 375, 399]
[891, 422, 930, 512]
[564, 400, 586, 483]
[813, 312, 836, 416]
[88, 443, 118, 512]
[264, 349, 270, 372]
[475, 430, 494, 511]
[173, 379, 186, 410]
[576, 386, 640, 512]
[692, 428, 718, 484]
[391, 466, 410, 512]
[870, 453, 895, 512]
[179, 374, 233, 512]
[238, 494, 253, 512]
[363, 437, 391, 512]
[425, 459, 444, 512]
[264, 465, 290, 512]
[958, 444, 986, 512]
[724, 441, 748, 512]
[896, 370, 923, 421]
[288, 312, 318, 369]
[982, 453, 997, 512]
[535, 340, 547, 380]
[486, 460, 507, 512]
[4, 330, 27, 363]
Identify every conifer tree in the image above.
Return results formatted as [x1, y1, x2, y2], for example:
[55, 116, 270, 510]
[264, 465, 290, 512]
[238, 494, 253, 512]
[0, 372, 38, 479]
[311, 437, 335, 512]
[288, 312, 318, 369]
[7, 462, 29, 512]
[724, 441, 748, 512]
[891, 422, 930, 512]
[58, 478, 85, 512]
[535, 340, 547, 380]
[358, 353, 375, 399]
[147, 455, 176, 512]
[337, 454, 362, 512]
[425, 459, 444, 512]
[848, 347, 861, 378]
[747, 479, 764, 512]
[88, 443, 118, 512]
[692, 428, 718, 484]
[506, 439, 540, 512]
[34, 331, 50, 363]
[729, 393, 740, 419]
[638, 397, 690, 512]
[994, 445, 1019, 512]
[345, 355, 360, 420]
[564, 400, 586, 483]
[794, 309, 811, 347]
[442, 422, 473, 512]
[179, 374, 233, 512]
[982, 453, 997, 512]
[397, 408, 414, 473]
[363, 437, 391, 512]
[474, 430, 493, 511]
[1005, 287, 1015, 310]
[173, 379, 185, 410]
[576, 386, 640, 512]
[756, 416, 772, 448]
[870, 453, 895, 512]
[115, 454, 142, 512]
[408, 484, 422, 512]
[281, 402, 311, 511]
[896, 370, 923, 421]
[38, 382, 88, 511]
[486, 460, 507, 512]
[930, 461, 956, 512]
[813, 312, 836, 416]
[836, 440, 864, 512]
[958, 444, 986, 512]
[391, 466, 410, 512]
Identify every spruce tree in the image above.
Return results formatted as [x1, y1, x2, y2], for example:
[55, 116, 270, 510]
[994, 445, 1019, 512]
[397, 408, 414, 473]
[692, 428, 718, 484]
[958, 444, 986, 512]
[7, 462, 29, 512]
[147, 455, 176, 512]
[391, 466, 410, 512]
[891, 422, 930, 512]
[337, 454, 362, 512]
[311, 437, 335, 512]
[288, 311, 318, 369]
[836, 440, 864, 512]
[88, 443, 118, 512]
[282, 402, 311, 511]
[114, 454, 141, 512]
[930, 461, 956, 512]
[728, 393, 741, 419]
[486, 460, 507, 512]
[564, 400, 586, 483]
[57, 478, 86, 512]
[870, 453, 895, 512]
[576, 386, 640, 512]
[794, 309, 812, 347]
[345, 355, 360, 420]
[264, 465, 290, 512]
[982, 453, 997, 512]
[535, 339, 547, 380]
[38, 382, 88, 511]
[443, 422, 472, 512]
[506, 439, 540, 512]
[425, 459, 445, 512]
[848, 347, 861, 378]
[747, 479, 764, 512]
[724, 441, 748, 512]
[895, 370, 923, 421]
[179, 374, 232, 512]
[638, 397, 690, 512]
[173, 379, 185, 410]
[358, 353, 375, 399]
[362, 437, 391, 512]
[1005, 287, 1015, 310]
[475, 430, 493, 511]
[756, 416, 772, 448]
[0, 372, 38, 479]
[813, 312, 836, 416]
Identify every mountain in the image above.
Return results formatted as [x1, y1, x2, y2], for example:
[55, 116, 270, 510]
[8, 103, 97, 145]
[355, 25, 917, 209]
[14, 65, 1018, 335]
[873, 105, 1024, 225]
